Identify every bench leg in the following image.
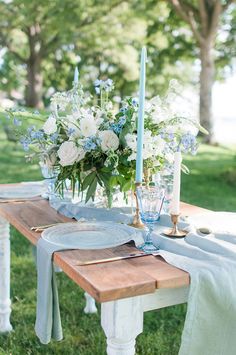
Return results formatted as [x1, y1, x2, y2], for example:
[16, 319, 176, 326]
[101, 296, 143, 355]
[0, 216, 12, 332]
[84, 292, 97, 314]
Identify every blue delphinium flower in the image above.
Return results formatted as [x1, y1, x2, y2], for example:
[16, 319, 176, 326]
[95, 87, 100, 95]
[94, 78, 114, 94]
[131, 97, 138, 107]
[30, 130, 44, 140]
[67, 127, 75, 136]
[105, 79, 114, 92]
[119, 116, 126, 126]
[181, 133, 197, 154]
[110, 123, 122, 134]
[120, 106, 128, 114]
[50, 133, 58, 143]
[94, 79, 101, 87]
[83, 137, 97, 152]
[20, 137, 31, 151]
[13, 117, 22, 126]
[27, 126, 35, 135]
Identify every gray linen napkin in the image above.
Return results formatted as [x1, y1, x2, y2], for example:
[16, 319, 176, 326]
[35, 208, 143, 344]
[35, 239, 64, 344]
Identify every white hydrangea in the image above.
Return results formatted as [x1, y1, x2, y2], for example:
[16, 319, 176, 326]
[153, 136, 166, 155]
[58, 141, 85, 166]
[99, 130, 119, 152]
[125, 133, 137, 150]
[127, 152, 137, 161]
[43, 115, 57, 135]
[80, 117, 97, 137]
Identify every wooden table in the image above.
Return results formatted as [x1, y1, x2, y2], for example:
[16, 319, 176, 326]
[0, 183, 207, 355]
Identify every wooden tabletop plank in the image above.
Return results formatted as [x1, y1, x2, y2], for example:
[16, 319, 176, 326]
[0, 199, 71, 245]
[54, 249, 156, 302]
[0, 183, 208, 302]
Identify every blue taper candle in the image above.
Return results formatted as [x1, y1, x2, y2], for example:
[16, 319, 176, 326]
[73, 67, 79, 84]
[135, 47, 147, 183]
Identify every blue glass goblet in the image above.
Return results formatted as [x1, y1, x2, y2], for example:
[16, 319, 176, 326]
[137, 185, 165, 252]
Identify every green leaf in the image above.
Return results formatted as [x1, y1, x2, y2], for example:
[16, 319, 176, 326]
[99, 172, 111, 188]
[122, 180, 132, 192]
[109, 175, 118, 187]
[85, 177, 97, 203]
[181, 163, 190, 175]
[81, 171, 96, 191]
[198, 124, 209, 135]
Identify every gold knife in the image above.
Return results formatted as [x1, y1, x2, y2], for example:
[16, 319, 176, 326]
[75, 251, 160, 266]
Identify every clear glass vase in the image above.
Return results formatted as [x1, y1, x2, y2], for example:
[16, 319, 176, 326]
[39, 161, 59, 200]
[155, 172, 174, 215]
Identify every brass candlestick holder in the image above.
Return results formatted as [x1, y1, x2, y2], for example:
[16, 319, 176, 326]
[163, 214, 187, 238]
[129, 182, 144, 229]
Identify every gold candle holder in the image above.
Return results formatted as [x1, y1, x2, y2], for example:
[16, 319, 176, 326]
[129, 182, 144, 229]
[163, 214, 187, 238]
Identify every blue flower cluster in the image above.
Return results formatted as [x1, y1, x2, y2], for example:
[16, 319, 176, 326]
[181, 133, 198, 155]
[94, 79, 114, 94]
[13, 117, 22, 126]
[20, 137, 31, 151]
[67, 127, 75, 136]
[120, 106, 128, 114]
[110, 116, 126, 134]
[31, 130, 44, 140]
[83, 136, 100, 152]
[49, 133, 58, 143]
[131, 97, 138, 107]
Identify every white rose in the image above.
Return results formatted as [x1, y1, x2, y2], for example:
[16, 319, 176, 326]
[58, 141, 83, 167]
[99, 130, 119, 152]
[80, 117, 97, 137]
[43, 115, 57, 135]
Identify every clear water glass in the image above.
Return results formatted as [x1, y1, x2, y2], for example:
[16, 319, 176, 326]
[137, 185, 165, 252]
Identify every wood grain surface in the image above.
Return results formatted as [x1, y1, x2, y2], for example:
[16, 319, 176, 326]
[0, 183, 208, 302]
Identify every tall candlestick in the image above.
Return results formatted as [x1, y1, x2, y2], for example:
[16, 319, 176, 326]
[135, 47, 147, 184]
[171, 151, 182, 215]
[74, 67, 79, 84]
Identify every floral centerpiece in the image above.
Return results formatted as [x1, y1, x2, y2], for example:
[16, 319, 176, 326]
[5, 77, 207, 207]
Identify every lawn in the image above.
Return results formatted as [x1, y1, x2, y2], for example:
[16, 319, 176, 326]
[0, 132, 235, 355]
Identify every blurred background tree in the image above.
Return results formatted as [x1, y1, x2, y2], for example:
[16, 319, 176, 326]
[0, 0, 235, 143]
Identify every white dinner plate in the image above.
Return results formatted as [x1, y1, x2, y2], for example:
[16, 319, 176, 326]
[42, 221, 143, 249]
[187, 212, 236, 234]
[0, 182, 45, 199]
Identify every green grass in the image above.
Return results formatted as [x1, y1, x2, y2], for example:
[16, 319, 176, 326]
[0, 131, 235, 355]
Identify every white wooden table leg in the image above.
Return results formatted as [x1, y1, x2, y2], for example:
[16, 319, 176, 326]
[101, 296, 143, 355]
[84, 292, 97, 314]
[0, 216, 12, 332]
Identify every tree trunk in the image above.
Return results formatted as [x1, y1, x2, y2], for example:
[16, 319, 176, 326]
[199, 41, 215, 143]
[25, 57, 43, 108]
[25, 27, 43, 108]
